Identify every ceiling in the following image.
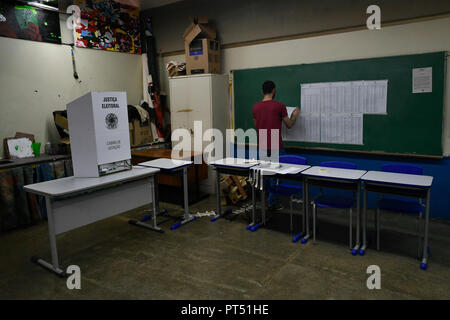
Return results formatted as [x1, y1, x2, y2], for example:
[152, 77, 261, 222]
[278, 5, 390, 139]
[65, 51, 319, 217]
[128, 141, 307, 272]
[140, 0, 184, 10]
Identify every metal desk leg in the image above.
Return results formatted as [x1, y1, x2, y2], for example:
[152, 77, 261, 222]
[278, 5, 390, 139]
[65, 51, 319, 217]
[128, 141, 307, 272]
[250, 175, 265, 232]
[195, 161, 200, 201]
[292, 180, 306, 243]
[171, 167, 196, 230]
[289, 195, 293, 233]
[357, 182, 366, 255]
[153, 176, 164, 216]
[31, 197, 66, 277]
[302, 179, 306, 235]
[129, 176, 164, 233]
[139, 175, 167, 222]
[211, 169, 223, 222]
[252, 189, 265, 232]
[211, 169, 233, 222]
[246, 179, 257, 230]
[252, 182, 256, 224]
[420, 189, 431, 270]
[301, 178, 311, 244]
[261, 187, 266, 224]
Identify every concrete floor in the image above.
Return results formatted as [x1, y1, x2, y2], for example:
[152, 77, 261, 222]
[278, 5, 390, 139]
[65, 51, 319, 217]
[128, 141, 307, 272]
[1, 195, 450, 300]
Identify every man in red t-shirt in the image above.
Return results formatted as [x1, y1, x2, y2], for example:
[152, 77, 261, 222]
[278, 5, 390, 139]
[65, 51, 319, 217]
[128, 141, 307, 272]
[252, 80, 300, 208]
[253, 80, 299, 155]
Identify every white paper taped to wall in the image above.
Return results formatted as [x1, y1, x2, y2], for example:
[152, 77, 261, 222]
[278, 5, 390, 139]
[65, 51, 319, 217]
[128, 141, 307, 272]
[282, 80, 387, 145]
[412, 67, 432, 93]
[301, 80, 387, 115]
[320, 113, 363, 145]
[283, 107, 320, 143]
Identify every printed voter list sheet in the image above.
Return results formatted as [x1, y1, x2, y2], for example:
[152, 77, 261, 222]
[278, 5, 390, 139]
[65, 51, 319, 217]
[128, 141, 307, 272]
[282, 106, 320, 143]
[282, 80, 388, 145]
[320, 113, 363, 145]
[301, 80, 388, 115]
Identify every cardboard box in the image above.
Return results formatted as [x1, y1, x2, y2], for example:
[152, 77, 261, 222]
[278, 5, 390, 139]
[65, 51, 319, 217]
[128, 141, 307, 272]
[183, 16, 220, 75]
[60, 137, 71, 155]
[183, 16, 216, 42]
[195, 16, 209, 24]
[132, 120, 153, 146]
[67, 91, 131, 177]
[129, 121, 134, 146]
[185, 38, 221, 75]
[55, 114, 69, 131]
[184, 23, 216, 44]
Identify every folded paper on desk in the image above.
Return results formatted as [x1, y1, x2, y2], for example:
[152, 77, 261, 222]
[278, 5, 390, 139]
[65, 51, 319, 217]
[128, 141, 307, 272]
[256, 165, 303, 175]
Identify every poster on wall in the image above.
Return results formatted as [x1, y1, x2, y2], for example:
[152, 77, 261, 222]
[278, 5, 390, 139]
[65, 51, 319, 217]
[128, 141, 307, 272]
[74, 0, 141, 54]
[0, 0, 61, 44]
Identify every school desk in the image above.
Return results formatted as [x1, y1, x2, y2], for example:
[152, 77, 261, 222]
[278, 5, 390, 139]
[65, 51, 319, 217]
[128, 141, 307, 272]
[24, 167, 160, 277]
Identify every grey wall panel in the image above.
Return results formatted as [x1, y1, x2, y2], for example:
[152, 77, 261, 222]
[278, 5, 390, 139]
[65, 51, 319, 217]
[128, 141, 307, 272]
[52, 179, 153, 235]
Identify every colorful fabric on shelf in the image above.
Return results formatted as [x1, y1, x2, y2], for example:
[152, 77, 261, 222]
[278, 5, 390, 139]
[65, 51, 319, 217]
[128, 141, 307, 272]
[0, 160, 73, 233]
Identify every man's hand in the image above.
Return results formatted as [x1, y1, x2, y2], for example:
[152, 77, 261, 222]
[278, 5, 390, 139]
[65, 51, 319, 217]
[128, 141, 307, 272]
[283, 107, 300, 129]
[291, 107, 300, 119]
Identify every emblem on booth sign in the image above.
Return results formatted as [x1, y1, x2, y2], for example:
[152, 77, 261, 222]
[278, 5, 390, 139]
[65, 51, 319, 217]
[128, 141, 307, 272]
[105, 113, 118, 129]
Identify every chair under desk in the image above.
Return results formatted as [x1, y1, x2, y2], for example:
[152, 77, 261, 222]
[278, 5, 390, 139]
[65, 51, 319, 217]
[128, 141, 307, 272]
[361, 171, 433, 270]
[24, 167, 160, 277]
[250, 162, 310, 232]
[300, 166, 367, 253]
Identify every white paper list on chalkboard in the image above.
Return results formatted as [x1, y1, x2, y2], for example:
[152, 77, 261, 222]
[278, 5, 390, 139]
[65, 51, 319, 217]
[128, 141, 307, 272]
[300, 80, 388, 115]
[283, 107, 320, 143]
[282, 80, 387, 145]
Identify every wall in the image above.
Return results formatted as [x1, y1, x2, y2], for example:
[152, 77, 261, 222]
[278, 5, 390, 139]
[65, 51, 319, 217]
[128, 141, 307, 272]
[0, 19, 143, 158]
[159, 16, 450, 219]
[160, 16, 450, 154]
[144, 0, 450, 53]
[141, 0, 183, 10]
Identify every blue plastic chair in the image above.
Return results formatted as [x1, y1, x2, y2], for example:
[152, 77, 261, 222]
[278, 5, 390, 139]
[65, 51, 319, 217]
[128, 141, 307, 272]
[312, 161, 357, 249]
[321, 161, 357, 169]
[268, 155, 307, 234]
[375, 163, 425, 257]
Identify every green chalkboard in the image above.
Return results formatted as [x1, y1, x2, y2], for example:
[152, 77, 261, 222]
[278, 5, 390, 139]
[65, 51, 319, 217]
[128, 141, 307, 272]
[233, 51, 446, 157]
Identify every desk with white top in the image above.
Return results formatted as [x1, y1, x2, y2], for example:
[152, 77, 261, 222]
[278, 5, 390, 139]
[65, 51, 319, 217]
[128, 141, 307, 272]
[24, 167, 160, 277]
[210, 158, 310, 232]
[361, 171, 433, 269]
[251, 162, 310, 232]
[301, 166, 367, 252]
[210, 158, 259, 223]
[134, 158, 196, 230]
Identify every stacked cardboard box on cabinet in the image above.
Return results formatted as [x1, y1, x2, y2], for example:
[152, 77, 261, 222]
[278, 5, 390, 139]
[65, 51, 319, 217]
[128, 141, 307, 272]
[183, 17, 221, 75]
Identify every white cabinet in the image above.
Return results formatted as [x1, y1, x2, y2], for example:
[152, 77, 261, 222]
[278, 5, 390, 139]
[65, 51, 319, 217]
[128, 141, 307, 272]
[169, 74, 230, 194]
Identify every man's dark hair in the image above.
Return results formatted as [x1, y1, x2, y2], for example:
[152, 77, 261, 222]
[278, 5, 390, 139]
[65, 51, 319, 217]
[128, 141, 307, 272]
[262, 81, 276, 95]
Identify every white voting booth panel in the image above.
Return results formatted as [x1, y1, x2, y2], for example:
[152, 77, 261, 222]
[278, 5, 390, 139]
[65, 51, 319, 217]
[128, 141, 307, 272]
[67, 91, 131, 177]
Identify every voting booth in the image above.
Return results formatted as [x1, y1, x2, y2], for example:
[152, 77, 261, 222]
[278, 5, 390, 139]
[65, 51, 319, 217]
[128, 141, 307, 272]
[67, 91, 132, 177]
